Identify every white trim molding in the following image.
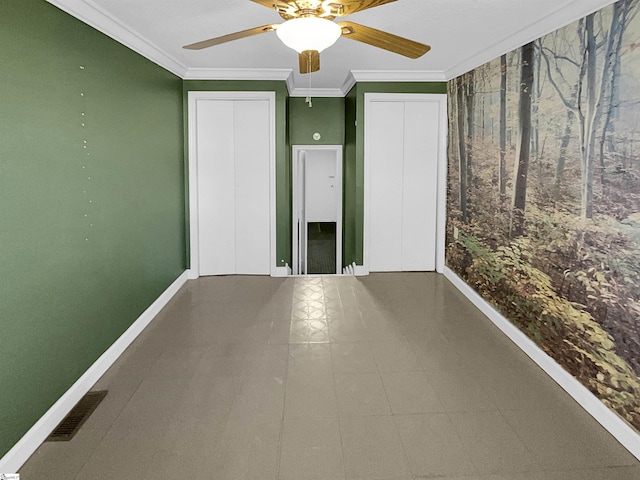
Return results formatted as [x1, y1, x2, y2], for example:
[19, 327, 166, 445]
[184, 68, 293, 81]
[353, 264, 369, 276]
[443, 267, 640, 462]
[187, 91, 278, 277]
[0, 271, 190, 473]
[273, 264, 292, 277]
[286, 70, 447, 98]
[45, 0, 187, 77]
[287, 69, 352, 97]
[435, 98, 449, 274]
[351, 70, 447, 83]
[287, 87, 347, 98]
[341, 72, 357, 96]
[187, 268, 199, 280]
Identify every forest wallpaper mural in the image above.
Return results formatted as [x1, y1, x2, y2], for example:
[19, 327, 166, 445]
[447, 0, 640, 432]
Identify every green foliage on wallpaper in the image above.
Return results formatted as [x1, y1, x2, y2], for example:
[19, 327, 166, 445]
[450, 231, 640, 425]
[446, 0, 640, 431]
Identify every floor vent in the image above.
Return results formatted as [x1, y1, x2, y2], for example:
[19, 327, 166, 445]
[46, 390, 107, 441]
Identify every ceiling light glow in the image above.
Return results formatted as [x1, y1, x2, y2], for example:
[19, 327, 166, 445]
[276, 17, 342, 53]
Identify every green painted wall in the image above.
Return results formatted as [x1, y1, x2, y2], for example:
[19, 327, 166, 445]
[0, 0, 185, 458]
[182, 81, 291, 268]
[288, 97, 345, 145]
[344, 82, 448, 265]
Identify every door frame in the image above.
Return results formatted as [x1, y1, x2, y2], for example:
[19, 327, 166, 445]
[187, 91, 277, 278]
[291, 145, 343, 275]
[363, 92, 448, 274]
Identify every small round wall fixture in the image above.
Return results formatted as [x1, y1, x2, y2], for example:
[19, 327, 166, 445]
[313, 132, 321, 141]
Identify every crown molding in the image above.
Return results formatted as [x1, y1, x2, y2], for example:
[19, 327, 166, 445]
[287, 70, 357, 97]
[286, 72, 348, 97]
[286, 70, 446, 98]
[444, 0, 617, 80]
[287, 87, 348, 98]
[183, 68, 293, 81]
[350, 70, 447, 83]
[341, 72, 357, 96]
[46, 0, 188, 77]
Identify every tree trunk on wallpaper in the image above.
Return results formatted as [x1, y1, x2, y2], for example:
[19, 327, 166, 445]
[598, 0, 636, 191]
[465, 70, 475, 185]
[580, 14, 598, 220]
[500, 54, 508, 199]
[532, 41, 542, 160]
[556, 107, 575, 188]
[456, 76, 469, 223]
[540, 19, 586, 201]
[511, 41, 534, 238]
[556, 81, 580, 190]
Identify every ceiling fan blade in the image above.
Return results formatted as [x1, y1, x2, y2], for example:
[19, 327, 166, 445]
[299, 50, 320, 74]
[324, 0, 397, 16]
[183, 24, 276, 50]
[338, 21, 430, 58]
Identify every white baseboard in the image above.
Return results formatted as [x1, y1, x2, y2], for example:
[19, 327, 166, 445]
[342, 263, 369, 276]
[0, 270, 190, 473]
[353, 265, 369, 276]
[443, 266, 640, 461]
[187, 268, 198, 280]
[272, 264, 292, 277]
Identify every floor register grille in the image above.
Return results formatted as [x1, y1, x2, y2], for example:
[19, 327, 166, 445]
[46, 390, 107, 441]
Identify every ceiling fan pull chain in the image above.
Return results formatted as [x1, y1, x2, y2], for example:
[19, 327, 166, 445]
[307, 52, 313, 108]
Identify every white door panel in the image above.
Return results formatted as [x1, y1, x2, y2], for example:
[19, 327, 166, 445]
[366, 96, 440, 272]
[402, 101, 438, 271]
[305, 149, 338, 223]
[194, 96, 272, 276]
[368, 101, 404, 272]
[234, 100, 271, 274]
[197, 100, 236, 276]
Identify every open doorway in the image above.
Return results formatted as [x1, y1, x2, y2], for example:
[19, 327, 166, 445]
[292, 145, 343, 275]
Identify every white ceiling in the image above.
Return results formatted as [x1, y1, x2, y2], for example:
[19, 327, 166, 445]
[48, 0, 615, 94]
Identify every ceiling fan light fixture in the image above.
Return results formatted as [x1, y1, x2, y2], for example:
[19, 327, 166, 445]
[276, 17, 342, 53]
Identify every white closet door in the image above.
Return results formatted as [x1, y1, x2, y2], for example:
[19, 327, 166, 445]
[234, 100, 271, 274]
[197, 100, 236, 275]
[366, 97, 439, 272]
[196, 99, 271, 276]
[402, 101, 439, 271]
[368, 101, 405, 272]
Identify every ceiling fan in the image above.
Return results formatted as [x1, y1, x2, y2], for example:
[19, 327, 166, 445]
[183, 0, 431, 74]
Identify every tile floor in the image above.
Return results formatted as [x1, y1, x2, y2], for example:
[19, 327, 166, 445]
[19, 273, 640, 480]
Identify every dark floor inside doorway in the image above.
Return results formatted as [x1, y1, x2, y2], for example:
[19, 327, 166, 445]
[307, 222, 336, 274]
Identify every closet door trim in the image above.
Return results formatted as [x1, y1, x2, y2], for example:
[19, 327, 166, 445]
[188, 91, 276, 278]
[363, 92, 448, 274]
